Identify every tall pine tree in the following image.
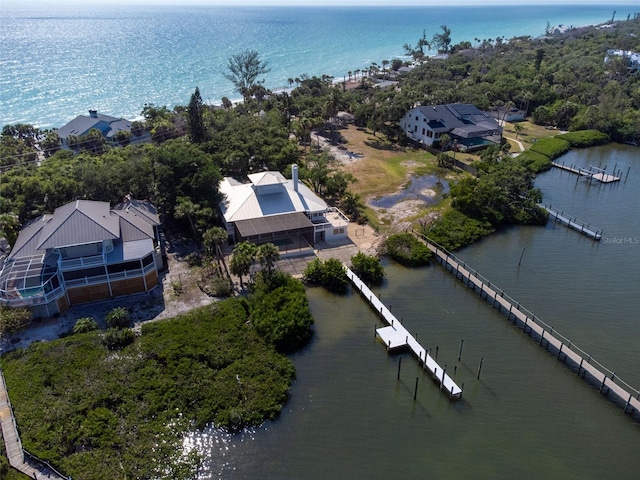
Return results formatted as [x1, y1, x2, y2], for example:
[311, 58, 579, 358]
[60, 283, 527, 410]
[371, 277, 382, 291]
[187, 86, 206, 143]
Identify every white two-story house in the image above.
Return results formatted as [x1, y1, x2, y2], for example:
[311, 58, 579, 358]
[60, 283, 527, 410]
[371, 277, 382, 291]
[399, 103, 502, 151]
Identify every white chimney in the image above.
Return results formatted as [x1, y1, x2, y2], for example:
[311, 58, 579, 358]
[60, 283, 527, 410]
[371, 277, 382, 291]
[292, 164, 298, 192]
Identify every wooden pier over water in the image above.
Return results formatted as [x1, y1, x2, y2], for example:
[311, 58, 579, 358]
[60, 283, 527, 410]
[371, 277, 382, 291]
[552, 161, 620, 183]
[539, 204, 603, 240]
[411, 230, 640, 420]
[345, 267, 462, 400]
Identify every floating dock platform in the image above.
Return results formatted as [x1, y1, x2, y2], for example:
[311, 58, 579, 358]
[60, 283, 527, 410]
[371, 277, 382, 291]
[552, 161, 620, 183]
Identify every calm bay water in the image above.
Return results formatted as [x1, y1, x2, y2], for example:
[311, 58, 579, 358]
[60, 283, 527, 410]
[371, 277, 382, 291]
[187, 144, 639, 478]
[1, 4, 636, 128]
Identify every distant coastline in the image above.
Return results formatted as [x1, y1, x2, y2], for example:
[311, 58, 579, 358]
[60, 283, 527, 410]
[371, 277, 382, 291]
[1, 4, 636, 128]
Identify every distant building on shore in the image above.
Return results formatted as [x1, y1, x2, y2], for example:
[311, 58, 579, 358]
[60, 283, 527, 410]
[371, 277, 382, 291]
[605, 49, 640, 77]
[56, 110, 134, 148]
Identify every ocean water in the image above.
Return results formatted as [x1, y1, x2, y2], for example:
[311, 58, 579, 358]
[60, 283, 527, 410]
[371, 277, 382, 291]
[1, 3, 636, 128]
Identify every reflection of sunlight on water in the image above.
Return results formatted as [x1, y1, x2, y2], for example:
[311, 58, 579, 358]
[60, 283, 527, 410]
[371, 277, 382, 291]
[184, 424, 260, 478]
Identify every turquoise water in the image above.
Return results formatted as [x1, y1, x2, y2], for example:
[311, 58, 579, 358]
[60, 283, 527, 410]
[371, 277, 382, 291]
[1, 4, 636, 128]
[186, 144, 640, 478]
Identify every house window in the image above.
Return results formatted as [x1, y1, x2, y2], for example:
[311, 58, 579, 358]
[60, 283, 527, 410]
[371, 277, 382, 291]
[142, 253, 154, 267]
[414, 126, 418, 132]
[422, 128, 425, 135]
[427, 131, 433, 138]
[415, 116, 419, 121]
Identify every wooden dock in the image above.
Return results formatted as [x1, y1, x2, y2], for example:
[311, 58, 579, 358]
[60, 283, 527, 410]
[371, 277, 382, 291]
[411, 231, 640, 420]
[552, 161, 620, 183]
[0, 368, 68, 479]
[345, 267, 462, 400]
[539, 204, 603, 240]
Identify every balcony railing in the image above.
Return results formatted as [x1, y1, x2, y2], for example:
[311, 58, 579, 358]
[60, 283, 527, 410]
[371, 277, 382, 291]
[59, 254, 105, 271]
[64, 262, 156, 288]
[0, 285, 65, 307]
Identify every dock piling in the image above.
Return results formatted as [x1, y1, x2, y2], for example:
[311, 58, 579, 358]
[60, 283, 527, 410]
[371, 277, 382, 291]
[477, 357, 484, 380]
[414, 377, 419, 400]
[458, 339, 464, 362]
[397, 357, 402, 380]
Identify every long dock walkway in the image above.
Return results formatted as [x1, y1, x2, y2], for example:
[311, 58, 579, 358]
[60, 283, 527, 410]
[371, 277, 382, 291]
[552, 161, 620, 183]
[0, 368, 68, 480]
[345, 267, 462, 400]
[539, 204, 603, 240]
[411, 230, 640, 419]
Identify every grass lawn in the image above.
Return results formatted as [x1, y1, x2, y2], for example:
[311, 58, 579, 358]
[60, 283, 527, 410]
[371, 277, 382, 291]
[331, 125, 470, 230]
[502, 120, 558, 149]
[337, 125, 440, 199]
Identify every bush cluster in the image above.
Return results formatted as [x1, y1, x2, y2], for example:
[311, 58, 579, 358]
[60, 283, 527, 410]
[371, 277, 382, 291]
[426, 210, 495, 251]
[385, 233, 432, 266]
[350, 252, 385, 285]
[556, 130, 610, 148]
[516, 150, 553, 173]
[530, 137, 570, 160]
[303, 257, 350, 293]
[250, 274, 314, 353]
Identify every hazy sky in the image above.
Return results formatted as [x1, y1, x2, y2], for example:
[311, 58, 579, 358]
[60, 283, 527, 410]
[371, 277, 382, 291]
[2, 0, 635, 7]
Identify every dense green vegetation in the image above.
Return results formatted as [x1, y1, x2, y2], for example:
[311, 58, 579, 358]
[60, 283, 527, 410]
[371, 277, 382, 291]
[1, 282, 309, 479]
[385, 233, 432, 266]
[303, 257, 350, 293]
[249, 272, 314, 353]
[515, 150, 554, 174]
[530, 137, 571, 160]
[556, 129, 611, 147]
[449, 158, 547, 227]
[424, 209, 495, 251]
[350, 252, 385, 285]
[0, 306, 31, 334]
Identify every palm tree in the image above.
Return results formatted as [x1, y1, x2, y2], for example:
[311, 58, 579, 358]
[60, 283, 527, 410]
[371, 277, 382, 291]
[203, 226, 229, 274]
[230, 241, 257, 289]
[256, 243, 280, 276]
[340, 191, 365, 221]
[174, 197, 199, 238]
[439, 133, 451, 152]
[514, 122, 524, 139]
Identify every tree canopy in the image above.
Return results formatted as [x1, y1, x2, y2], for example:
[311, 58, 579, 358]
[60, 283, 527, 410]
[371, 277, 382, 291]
[223, 49, 271, 101]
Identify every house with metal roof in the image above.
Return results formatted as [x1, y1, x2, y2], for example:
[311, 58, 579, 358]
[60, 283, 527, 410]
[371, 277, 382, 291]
[56, 110, 133, 147]
[0, 199, 163, 317]
[219, 164, 349, 249]
[399, 103, 502, 151]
